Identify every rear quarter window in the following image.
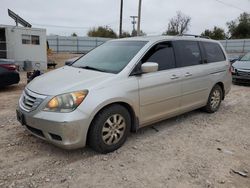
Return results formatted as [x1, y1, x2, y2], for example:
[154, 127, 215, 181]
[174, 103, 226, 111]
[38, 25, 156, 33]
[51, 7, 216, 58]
[202, 42, 226, 63]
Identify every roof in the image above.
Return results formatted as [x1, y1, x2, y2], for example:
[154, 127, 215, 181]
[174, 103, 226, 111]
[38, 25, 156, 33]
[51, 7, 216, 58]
[113, 35, 218, 43]
[0, 24, 46, 32]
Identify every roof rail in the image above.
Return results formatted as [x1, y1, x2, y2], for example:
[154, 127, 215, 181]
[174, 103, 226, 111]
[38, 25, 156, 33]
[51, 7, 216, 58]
[177, 34, 210, 39]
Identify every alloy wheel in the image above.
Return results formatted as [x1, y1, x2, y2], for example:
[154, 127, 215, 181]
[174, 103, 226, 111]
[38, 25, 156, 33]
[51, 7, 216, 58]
[210, 89, 221, 109]
[102, 114, 126, 145]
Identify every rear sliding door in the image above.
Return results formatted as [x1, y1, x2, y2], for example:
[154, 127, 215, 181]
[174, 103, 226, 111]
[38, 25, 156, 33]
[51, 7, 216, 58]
[173, 40, 209, 112]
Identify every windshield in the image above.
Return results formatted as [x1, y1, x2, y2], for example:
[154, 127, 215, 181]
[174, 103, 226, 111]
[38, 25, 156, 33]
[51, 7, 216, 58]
[72, 41, 147, 74]
[240, 52, 250, 61]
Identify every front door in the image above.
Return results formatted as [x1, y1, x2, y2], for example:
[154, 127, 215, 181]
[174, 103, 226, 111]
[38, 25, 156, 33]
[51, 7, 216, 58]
[137, 42, 182, 125]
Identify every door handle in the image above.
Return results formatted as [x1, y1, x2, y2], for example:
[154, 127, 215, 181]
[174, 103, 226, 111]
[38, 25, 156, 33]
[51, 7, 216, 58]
[171, 74, 179, 80]
[185, 72, 192, 77]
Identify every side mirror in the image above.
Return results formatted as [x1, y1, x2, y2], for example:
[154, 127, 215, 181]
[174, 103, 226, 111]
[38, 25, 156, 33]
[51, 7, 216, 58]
[141, 62, 158, 73]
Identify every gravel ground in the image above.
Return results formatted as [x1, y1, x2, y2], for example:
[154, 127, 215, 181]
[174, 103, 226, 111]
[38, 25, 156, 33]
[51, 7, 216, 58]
[0, 70, 250, 188]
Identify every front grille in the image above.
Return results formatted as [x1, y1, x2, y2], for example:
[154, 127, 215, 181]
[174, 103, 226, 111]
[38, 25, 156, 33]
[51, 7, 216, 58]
[237, 70, 250, 77]
[20, 89, 46, 112]
[22, 90, 36, 110]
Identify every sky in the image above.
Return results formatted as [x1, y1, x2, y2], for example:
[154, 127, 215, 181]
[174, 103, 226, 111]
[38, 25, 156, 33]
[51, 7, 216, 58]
[0, 0, 249, 36]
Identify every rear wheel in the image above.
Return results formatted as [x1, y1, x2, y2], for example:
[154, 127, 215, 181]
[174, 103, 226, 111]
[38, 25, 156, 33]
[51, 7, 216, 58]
[203, 85, 223, 113]
[88, 104, 131, 153]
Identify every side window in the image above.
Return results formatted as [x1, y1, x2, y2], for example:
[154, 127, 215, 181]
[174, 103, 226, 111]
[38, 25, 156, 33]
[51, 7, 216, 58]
[31, 35, 40, 45]
[173, 41, 202, 67]
[22, 34, 31, 44]
[202, 42, 225, 63]
[22, 35, 40, 45]
[142, 42, 176, 71]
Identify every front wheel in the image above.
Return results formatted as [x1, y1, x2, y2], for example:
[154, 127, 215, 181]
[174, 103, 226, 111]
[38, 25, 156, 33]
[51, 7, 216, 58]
[88, 104, 131, 153]
[203, 85, 223, 113]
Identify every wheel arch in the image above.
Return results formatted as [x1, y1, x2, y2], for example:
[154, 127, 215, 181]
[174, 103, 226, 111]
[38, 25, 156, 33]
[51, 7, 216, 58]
[216, 82, 225, 100]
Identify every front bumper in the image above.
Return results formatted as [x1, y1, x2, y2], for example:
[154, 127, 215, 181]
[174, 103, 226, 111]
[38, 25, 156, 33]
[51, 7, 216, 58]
[0, 71, 20, 87]
[232, 75, 250, 84]
[16, 105, 91, 150]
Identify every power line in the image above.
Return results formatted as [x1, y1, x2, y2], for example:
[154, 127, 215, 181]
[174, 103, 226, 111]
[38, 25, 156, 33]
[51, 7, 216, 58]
[32, 23, 90, 29]
[214, 0, 247, 12]
[32, 18, 131, 30]
[32, 22, 122, 31]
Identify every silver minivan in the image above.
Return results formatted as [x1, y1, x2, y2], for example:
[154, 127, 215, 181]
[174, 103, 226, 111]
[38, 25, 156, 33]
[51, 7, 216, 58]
[17, 35, 232, 153]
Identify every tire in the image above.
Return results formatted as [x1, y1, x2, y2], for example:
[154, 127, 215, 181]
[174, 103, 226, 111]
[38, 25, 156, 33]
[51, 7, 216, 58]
[203, 85, 223, 113]
[88, 104, 131, 153]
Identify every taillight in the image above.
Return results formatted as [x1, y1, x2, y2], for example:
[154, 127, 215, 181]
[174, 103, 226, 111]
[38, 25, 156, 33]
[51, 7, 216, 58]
[229, 65, 232, 74]
[0, 64, 16, 71]
[228, 61, 232, 74]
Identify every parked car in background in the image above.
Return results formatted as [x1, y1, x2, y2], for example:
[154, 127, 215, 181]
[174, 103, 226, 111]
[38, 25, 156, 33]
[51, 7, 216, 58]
[65, 57, 80, 66]
[17, 35, 231, 153]
[229, 57, 240, 64]
[0, 59, 20, 87]
[231, 52, 250, 84]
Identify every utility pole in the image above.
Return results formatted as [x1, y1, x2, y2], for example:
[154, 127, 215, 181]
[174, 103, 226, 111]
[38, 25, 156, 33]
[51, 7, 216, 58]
[130, 16, 138, 36]
[119, 0, 123, 38]
[137, 0, 142, 36]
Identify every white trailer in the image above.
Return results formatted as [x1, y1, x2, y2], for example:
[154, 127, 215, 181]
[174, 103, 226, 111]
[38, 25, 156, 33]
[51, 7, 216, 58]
[0, 25, 47, 71]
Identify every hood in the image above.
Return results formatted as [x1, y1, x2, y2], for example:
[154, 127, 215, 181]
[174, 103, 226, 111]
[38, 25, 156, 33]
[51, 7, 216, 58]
[232, 61, 250, 70]
[27, 66, 114, 96]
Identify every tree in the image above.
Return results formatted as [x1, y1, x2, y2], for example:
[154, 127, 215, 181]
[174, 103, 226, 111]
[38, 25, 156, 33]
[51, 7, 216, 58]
[120, 31, 131, 38]
[71, 32, 77, 37]
[227, 12, 250, 39]
[87, 26, 117, 38]
[131, 30, 146, 37]
[131, 29, 137, 37]
[163, 11, 191, 35]
[201, 26, 227, 40]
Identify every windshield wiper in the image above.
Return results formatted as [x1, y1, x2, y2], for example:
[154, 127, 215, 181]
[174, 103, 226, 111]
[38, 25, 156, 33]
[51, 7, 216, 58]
[78, 66, 106, 72]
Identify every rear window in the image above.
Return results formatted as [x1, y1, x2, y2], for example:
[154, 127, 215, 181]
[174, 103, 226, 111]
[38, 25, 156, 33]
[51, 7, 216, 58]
[202, 42, 225, 63]
[240, 52, 250, 61]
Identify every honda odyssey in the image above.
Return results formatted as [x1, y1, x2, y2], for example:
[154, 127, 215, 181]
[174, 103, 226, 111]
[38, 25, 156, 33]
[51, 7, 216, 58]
[17, 35, 232, 153]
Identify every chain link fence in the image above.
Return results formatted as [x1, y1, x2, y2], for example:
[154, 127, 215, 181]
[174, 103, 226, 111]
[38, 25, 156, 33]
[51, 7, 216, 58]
[47, 36, 110, 53]
[47, 36, 250, 54]
[220, 39, 250, 54]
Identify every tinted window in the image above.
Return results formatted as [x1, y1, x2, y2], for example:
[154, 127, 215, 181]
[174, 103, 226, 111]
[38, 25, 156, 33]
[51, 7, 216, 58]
[142, 42, 176, 71]
[73, 41, 147, 74]
[240, 52, 250, 61]
[203, 42, 225, 63]
[173, 41, 202, 67]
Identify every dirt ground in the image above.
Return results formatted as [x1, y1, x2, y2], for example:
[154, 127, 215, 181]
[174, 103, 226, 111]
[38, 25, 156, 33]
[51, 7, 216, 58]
[0, 54, 250, 188]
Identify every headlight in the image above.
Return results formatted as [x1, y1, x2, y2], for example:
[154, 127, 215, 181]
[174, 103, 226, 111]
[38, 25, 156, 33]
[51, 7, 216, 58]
[231, 66, 236, 73]
[44, 91, 88, 112]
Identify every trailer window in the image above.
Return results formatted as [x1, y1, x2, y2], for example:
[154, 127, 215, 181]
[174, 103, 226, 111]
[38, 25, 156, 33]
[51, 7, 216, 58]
[31, 35, 40, 45]
[22, 34, 31, 44]
[22, 35, 40, 45]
